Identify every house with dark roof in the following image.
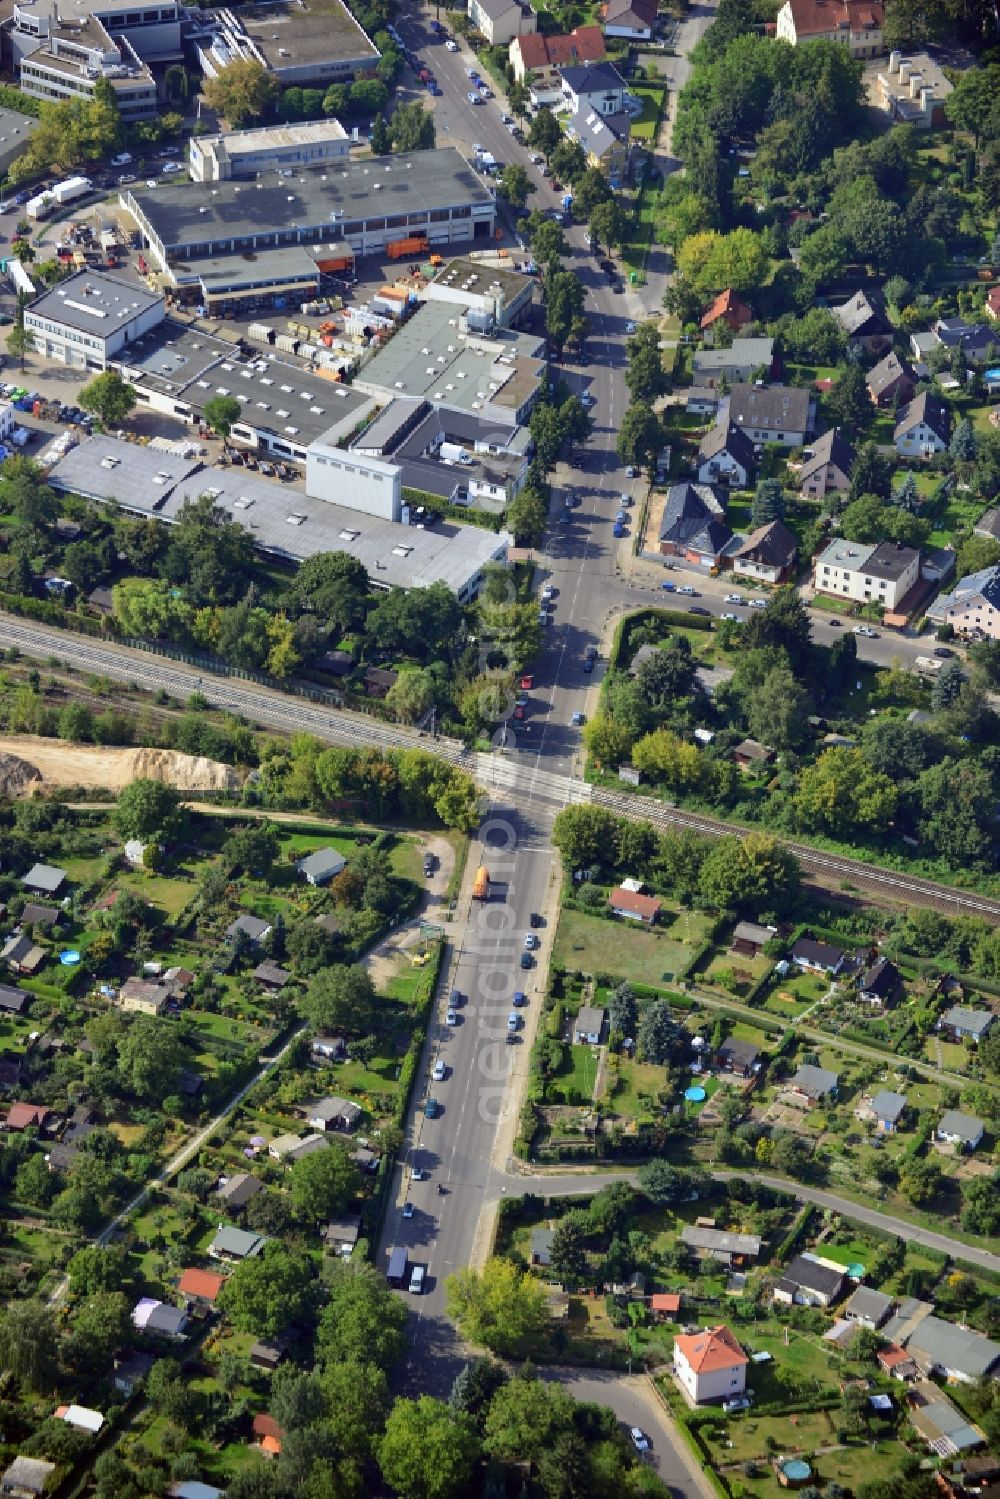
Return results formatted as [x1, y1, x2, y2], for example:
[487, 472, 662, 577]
[225, 914, 272, 947]
[858, 1088, 907, 1132]
[936, 1110, 984, 1151]
[324, 1215, 362, 1251]
[938, 1005, 994, 1043]
[895, 392, 951, 457]
[567, 107, 631, 182]
[1, 1457, 57, 1499]
[696, 423, 754, 488]
[253, 960, 292, 990]
[509, 25, 605, 102]
[364, 666, 398, 699]
[929, 318, 998, 366]
[730, 519, 798, 583]
[658, 482, 733, 566]
[830, 289, 892, 351]
[775, 0, 884, 54]
[679, 1225, 761, 1265]
[716, 1037, 760, 1076]
[209, 1225, 265, 1261]
[531, 1227, 555, 1266]
[0, 984, 30, 1015]
[974, 507, 1000, 542]
[866, 350, 916, 408]
[723, 383, 814, 447]
[772, 1254, 846, 1307]
[303, 1096, 363, 1133]
[250, 1336, 289, 1370]
[844, 1285, 893, 1328]
[1, 936, 45, 976]
[859, 957, 900, 1008]
[731, 921, 777, 955]
[791, 938, 845, 975]
[733, 738, 775, 770]
[799, 428, 856, 500]
[559, 60, 628, 117]
[20, 904, 59, 929]
[602, 0, 658, 39]
[216, 1172, 263, 1209]
[789, 1063, 839, 1102]
[701, 290, 752, 335]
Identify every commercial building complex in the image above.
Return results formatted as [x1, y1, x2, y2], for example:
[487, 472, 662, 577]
[0, 105, 38, 178]
[188, 119, 350, 183]
[351, 397, 532, 510]
[24, 270, 165, 371]
[0, 0, 174, 115]
[188, 0, 379, 86]
[875, 51, 953, 127]
[46, 436, 508, 599]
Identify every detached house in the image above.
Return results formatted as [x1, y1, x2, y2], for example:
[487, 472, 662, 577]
[21, 863, 66, 897]
[813, 538, 921, 613]
[560, 60, 628, 116]
[894, 392, 951, 457]
[467, 0, 537, 45]
[938, 1005, 994, 1043]
[225, 914, 272, 948]
[701, 290, 752, 336]
[697, 423, 754, 487]
[866, 350, 916, 408]
[937, 1110, 984, 1151]
[791, 937, 844, 974]
[303, 1096, 363, 1133]
[602, 0, 658, 39]
[730, 520, 798, 583]
[858, 1088, 907, 1132]
[724, 383, 814, 447]
[609, 886, 661, 925]
[933, 565, 1000, 640]
[673, 1325, 748, 1404]
[832, 289, 892, 352]
[859, 957, 900, 1007]
[773, 1254, 846, 1308]
[716, 1037, 760, 1076]
[296, 848, 347, 886]
[693, 338, 775, 386]
[509, 26, 605, 100]
[775, 0, 884, 54]
[658, 483, 733, 567]
[789, 1064, 839, 1102]
[799, 428, 856, 500]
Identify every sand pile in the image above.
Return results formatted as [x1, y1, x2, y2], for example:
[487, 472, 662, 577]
[0, 736, 242, 793]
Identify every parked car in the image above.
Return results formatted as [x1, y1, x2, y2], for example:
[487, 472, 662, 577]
[721, 612, 741, 622]
[571, 710, 585, 725]
[630, 1429, 650, 1453]
[446, 38, 458, 49]
[519, 952, 532, 969]
[402, 1201, 414, 1218]
[512, 990, 527, 1006]
[467, 91, 482, 104]
[853, 625, 879, 638]
[524, 933, 538, 950]
[424, 1097, 439, 1119]
[432, 1059, 446, 1081]
[724, 593, 744, 605]
[445, 1008, 458, 1026]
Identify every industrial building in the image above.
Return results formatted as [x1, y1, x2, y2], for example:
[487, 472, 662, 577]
[24, 269, 165, 370]
[424, 255, 536, 330]
[113, 320, 374, 462]
[0, 0, 174, 116]
[0, 105, 37, 178]
[354, 300, 545, 426]
[120, 149, 496, 308]
[46, 435, 508, 599]
[187, 0, 379, 85]
[351, 396, 532, 510]
[188, 119, 351, 183]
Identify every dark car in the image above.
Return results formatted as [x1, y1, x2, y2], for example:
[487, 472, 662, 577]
[689, 605, 711, 616]
[529, 912, 542, 928]
[519, 952, 532, 970]
[933, 647, 954, 658]
[582, 657, 594, 673]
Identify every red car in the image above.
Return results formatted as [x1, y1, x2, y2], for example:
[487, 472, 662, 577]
[514, 705, 525, 720]
[519, 674, 533, 690]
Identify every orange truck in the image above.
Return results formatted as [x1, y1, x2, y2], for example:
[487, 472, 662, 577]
[387, 234, 430, 260]
[472, 866, 490, 901]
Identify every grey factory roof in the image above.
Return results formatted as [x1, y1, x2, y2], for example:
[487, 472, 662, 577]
[116, 320, 372, 447]
[174, 246, 326, 296]
[0, 105, 38, 151]
[816, 537, 876, 572]
[48, 436, 509, 592]
[354, 398, 530, 503]
[124, 148, 494, 253]
[357, 300, 545, 417]
[431, 255, 535, 311]
[26, 270, 163, 340]
[207, 1, 378, 72]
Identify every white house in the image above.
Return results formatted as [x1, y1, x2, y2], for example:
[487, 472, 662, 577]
[931, 565, 1000, 640]
[936, 1110, 984, 1151]
[894, 392, 951, 458]
[559, 61, 628, 117]
[697, 422, 754, 487]
[775, 0, 884, 54]
[24, 270, 165, 372]
[603, 0, 658, 39]
[468, 0, 536, 44]
[673, 1325, 748, 1404]
[813, 538, 921, 612]
[723, 383, 814, 447]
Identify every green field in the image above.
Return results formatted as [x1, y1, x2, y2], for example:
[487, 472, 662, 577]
[553, 905, 713, 986]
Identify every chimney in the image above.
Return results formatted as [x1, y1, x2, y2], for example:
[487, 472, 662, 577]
[888, 47, 901, 72]
[898, 59, 911, 81]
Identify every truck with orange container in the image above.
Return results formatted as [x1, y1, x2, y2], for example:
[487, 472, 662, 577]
[472, 866, 490, 901]
[387, 234, 430, 260]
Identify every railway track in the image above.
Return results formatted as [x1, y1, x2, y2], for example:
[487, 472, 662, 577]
[591, 787, 1000, 920]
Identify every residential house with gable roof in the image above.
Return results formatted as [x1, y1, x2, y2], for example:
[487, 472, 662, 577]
[930, 565, 1000, 640]
[696, 424, 754, 487]
[509, 25, 605, 100]
[673, 1325, 748, 1403]
[831, 288, 892, 351]
[775, 0, 884, 54]
[866, 350, 916, 408]
[799, 428, 856, 499]
[722, 383, 814, 447]
[894, 392, 951, 457]
[730, 520, 798, 583]
[467, 0, 537, 45]
[602, 0, 659, 39]
[701, 290, 752, 336]
[658, 483, 733, 566]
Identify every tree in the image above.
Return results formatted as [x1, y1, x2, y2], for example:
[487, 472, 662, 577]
[751, 478, 785, 527]
[389, 102, 435, 152]
[616, 402, 662, 474]
[221, 821, 279, 877]
[962, 1171, 1000, 1236]
[796, 746, 898, 836]
[498, 163, 531, 209]
[113, 778, 181, 841]
[583, 713, 635, 769]
[548, 1219, 588, 1288]
[116, 1016, 184, 1102]
[944, 66, 1000, 146]
[15, 1153, 55, 1208]
[202, 394, 242, 451]
[370, 111, 390, 155]
[550, 137, 587, 185]
[607, 981, 637, 1037]
[827, 362, 872, 433]
[545, 269, 586, 353]
[7, 299, 29, 373]
[203, 59, 279, 127]
[589, 198, 629, 255]
[899, 1157, 941, 1206]
[321, 1357, 390, 1464]
[950, 417, 977, 463]
[68, 1244, 130, 1298]
[931, 657, 964, 711]
[638, 1159, 689, 1204]
[291, 551, 368, 631]
[445, 1258, 548, 1355]
[0, 1301, 59, 1392]
[528, 109, 561, 159]
[269, 1370, 328, 1434]
[636, 637, 697, 707]
[638, 999, 684, 1064]
[449, 1358, 508, 1418]
[79, 370, 135, 428]
[67, 1291, 131, 1372]
[624, 323, 668, 405]
[747, 666, 811, 751]
[302, 964, 376, 1033]
[482, 1375, 577, 1463]
[316, 1261, 409, 1373]
[385, 668, 435, 725]
[701, 832, 800, 913]
[218, 1243, 317, 1337]
[379, 1397, 479, 1499]
[892, 472, 919, 512]
[849, 442, 892, 501]
[290, 1141, 361, 1223]
[918, 759, 995, 868]
[551, 805, 618, 870]
[504, 487, 547, 545]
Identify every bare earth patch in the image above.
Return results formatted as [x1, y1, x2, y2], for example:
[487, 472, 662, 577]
[0, 735, 242, 793]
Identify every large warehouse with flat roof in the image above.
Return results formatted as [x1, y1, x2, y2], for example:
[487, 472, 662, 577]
[188, 0, 379, 86]
[46, 436, 508, 599]
[121, 149, 496, 284]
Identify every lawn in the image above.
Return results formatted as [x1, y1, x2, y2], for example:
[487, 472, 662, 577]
[117, 869, 195, 919]
[549, 1040, 600, 1103]
[622, 179, 659, 284]
[629, 83, 666, 143]
[700, 948, 773, 996]
[608, 1056, 666, 1116]
[553, 906, 713, 987]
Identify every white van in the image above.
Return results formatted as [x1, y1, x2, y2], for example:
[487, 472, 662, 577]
[409, 1264, 425, 1295]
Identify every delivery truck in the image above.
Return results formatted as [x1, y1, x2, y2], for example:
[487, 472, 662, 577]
[472, 866, 490, 901]
[387, 1247, 408, 1287]
[387, 234, 429, 260]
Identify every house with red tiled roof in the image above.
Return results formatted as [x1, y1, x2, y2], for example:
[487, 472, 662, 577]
[509, 25, 605, 101]
[700, 290, 752, 335]
[674, 1325, 748, 1403]
[775, 0, 884, 55]
[609, 887, 661, 925]
[178, 1268, 226, 1305]
[651, 1292, 682, 1319]
[6, 1102, 50, 1132]
[879, 1343, 918, 1380]
[986, 286, 1000, 321]
[253, 1414, 284, 1458]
